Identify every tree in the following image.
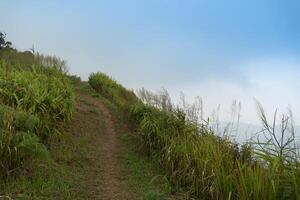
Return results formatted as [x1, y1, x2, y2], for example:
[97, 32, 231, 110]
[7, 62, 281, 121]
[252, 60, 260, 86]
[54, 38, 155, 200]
[0, 32, 13, 50]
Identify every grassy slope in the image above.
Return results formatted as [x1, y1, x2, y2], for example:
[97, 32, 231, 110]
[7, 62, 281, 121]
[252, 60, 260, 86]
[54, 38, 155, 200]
[99, 89, 186, 200]
[1, 79, 182, 200]
[84, 81, 187, 200]
[120, 132, 189, 200]
[0, 81, 97, 199]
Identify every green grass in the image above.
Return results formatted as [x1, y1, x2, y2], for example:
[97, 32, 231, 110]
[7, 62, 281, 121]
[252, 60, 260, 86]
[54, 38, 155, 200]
[2, 34, 299, 199]
[0, 44, 78, 199]
[121, 133, 170, 197]
[89, 71, 300, 200]
[79, 97, 92, 106]
[120, 132, 177, 200]
[0, 166, 73, 200]
[89, 107, 98, 114]
[79, 97, 98, 114]
[88, 72, 138, 110]
[0, 135, 82, 200]
[0, 130, 96, 199]
[94, 85, 186, 199]
[141, 190, 168, 200]
[0, 62, 75, 176]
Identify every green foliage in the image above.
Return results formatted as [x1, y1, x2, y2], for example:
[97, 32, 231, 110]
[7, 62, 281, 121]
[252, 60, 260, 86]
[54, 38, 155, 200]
[121, 132, 175, 199]
[90, 71, 300, 199]
[0, 48, 75, 177]
[0, 65, 74, 123]
[88, 72, 138, 110]
[129, 102, 300, 199]
[0, 105, 51, 177]
[130, 103, 237, 198]
[0, 32, 13, 50]
[142, 190, 167, 200]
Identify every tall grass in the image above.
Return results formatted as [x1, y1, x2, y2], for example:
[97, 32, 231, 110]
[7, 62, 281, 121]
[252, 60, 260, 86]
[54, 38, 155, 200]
[0, 105, 51, 177]
[0, 65, 74, 121]
[89, 72, 300, 199]
[88, 72, 138, 110]
[0, 49, 75, 177]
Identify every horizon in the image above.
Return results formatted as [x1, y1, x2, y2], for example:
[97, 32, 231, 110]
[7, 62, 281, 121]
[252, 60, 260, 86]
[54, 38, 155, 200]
[1, 0, 300, 125]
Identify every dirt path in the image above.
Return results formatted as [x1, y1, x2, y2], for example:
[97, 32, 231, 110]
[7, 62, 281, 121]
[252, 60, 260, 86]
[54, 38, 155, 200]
[72, 89, 134, 200]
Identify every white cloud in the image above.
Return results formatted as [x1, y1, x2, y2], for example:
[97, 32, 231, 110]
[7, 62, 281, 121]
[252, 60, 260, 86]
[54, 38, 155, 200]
[149, 57, 300, 126]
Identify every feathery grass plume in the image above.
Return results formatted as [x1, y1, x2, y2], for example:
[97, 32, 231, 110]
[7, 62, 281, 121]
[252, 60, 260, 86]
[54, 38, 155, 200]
[89, 72, 300, 199]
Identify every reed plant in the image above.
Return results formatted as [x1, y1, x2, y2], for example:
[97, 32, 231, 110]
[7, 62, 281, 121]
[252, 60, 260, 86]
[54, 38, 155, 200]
[0, 49, 75, 177]
[89, 72, 300, 199]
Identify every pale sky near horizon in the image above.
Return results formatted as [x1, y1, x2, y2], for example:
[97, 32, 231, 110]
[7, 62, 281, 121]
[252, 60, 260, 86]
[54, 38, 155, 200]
[1, 0, 300, 125]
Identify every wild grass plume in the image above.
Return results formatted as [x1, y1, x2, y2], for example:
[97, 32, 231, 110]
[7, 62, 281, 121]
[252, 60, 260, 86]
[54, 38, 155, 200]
[89, 72, 300, 199]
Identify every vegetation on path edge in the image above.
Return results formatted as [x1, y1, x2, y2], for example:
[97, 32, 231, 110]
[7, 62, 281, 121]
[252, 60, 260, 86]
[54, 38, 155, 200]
[1, 32, 300, 200]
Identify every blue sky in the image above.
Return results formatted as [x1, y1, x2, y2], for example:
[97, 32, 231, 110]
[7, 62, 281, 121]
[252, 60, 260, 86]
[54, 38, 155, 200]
[1, 0, 300, 125]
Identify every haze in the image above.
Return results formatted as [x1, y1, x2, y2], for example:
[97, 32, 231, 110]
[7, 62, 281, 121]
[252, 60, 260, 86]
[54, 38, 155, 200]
[1, 0, 300, 125]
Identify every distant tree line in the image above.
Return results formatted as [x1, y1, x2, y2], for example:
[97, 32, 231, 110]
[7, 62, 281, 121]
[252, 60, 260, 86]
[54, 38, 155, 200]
[0, 32, 68, 73]
[0, 32, 13, 50]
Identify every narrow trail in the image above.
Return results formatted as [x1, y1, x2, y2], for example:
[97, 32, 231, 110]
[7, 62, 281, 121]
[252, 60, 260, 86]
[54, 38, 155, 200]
[72, 89, 134, 200]
[91, 96, 131, 199]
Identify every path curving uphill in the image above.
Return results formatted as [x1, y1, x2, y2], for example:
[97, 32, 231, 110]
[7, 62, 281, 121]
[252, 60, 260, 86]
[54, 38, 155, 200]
[68, 86, 134, 200]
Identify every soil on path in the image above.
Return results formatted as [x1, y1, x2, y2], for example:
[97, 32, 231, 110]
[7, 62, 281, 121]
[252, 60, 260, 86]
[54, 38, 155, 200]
[67, 86, 135, 200]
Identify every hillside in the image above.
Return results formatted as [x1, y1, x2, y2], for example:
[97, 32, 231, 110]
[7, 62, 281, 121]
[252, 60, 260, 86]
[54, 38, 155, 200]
[0, 35, 175, 199]
[1, 34, 300, 200]
[0, 78, 176, 199]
